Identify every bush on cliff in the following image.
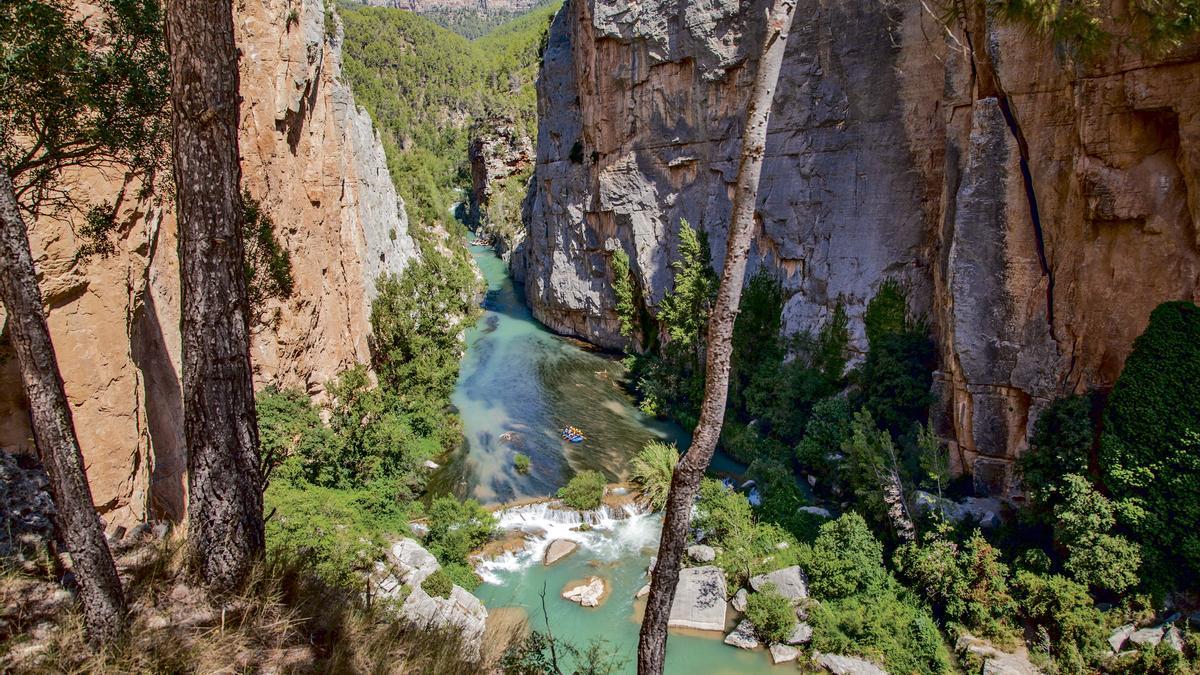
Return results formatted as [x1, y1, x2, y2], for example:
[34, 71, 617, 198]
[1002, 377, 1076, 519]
[745, 584, 797, 644]
[1099, 301, 1200, 583]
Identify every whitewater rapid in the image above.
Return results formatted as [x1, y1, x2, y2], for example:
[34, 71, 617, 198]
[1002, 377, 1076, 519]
[475, 500, 659, 584]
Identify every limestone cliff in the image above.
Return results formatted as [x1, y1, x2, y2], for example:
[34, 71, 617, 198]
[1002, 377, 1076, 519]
[521, 0, 1200, 492]
[468, 116, 534, 264]
[0, 0, 416, 525]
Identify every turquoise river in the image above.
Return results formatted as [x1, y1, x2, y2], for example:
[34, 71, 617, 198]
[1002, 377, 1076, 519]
[432, 246, 782, 673]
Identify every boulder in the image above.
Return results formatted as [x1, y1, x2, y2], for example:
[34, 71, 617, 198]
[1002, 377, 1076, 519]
[749, 566, 808, 602]
[667, 565, 727, 631]
[635, 583, 650, 599]
[687, 544, 716, 562]
[957, 633, 1039, 675]
[1164, 626, 1185, 653]
[911, 491, 1004, 528]
[724, 620, 759, 649]
[422, 460, 440, 470]
[399, 584, 488, 660]
[770, 643, 800, 664]
[544, 539, 578, 566]
[731, 588, 749, 612]
[388, 538, 440, 586]
[814, 651, 889, 675]
[799, 505, 832, 518]
[786, 622, 813, 645]
[1108, 623, 1135, 653]
[1129, 627, 1165, 648]
[562, 577, 606, 608]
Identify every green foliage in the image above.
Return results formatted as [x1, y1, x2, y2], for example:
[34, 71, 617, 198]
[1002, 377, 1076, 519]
[264, 481, 412, 588]
[839, 411, 895, 526]
[796, 397, 853, 480]
[440, 562, 481, 591]
[629, 441, 678, 511]
[339, 3, 558, 229]
[808, 587, 952, 674]
[240, 191, 295, 321]
[1, 0, 169, 219]
[610, 248, 636, 339]
[895, 531, 1015, 638]
[863, 279, 909, 349]
[745, 584, 797, 644]
[513, 452, 531, 474]
[424, 496, 496, 566]
[693, 479, 807, 585]
[501, 631, 628, 675]
[747, 457, 818, 540]
[917, 422, 950, 498]
[421, 569, 454, 598]
[1013, 571, 1108, 671]
[857, 330, 936, 441]
[807, 512, 887, 600]
[998, 0, 1200, 55]
[1053, 474, 1141, 594]
[1100, 301, 1200, 583]
[256, 385, 336, 489]
[729, 271, 786, 412]
[417, 1, 556, 39]
[1018, 395, 1095, 518]
[557, 470, 606, 510]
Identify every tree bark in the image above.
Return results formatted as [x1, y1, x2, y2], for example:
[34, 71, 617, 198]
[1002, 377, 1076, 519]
[166, 0, 264, 590]
[0, 171, 127, 644]
[636, 2, 797, 672]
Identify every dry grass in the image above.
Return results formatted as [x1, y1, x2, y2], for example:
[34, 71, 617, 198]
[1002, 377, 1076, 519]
[0, 533, 510, 674]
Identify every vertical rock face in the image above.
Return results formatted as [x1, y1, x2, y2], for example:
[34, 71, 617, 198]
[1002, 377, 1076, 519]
[468, 116, 534, 259]
[522, 0, 1200, 491]
[0, 0, 416, 526]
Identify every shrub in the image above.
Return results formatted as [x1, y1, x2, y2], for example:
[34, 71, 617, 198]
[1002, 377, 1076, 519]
[424, 496, 496, 565]
[421, 569, 453, 598]
[807, 512, 887, 600]
[863, 279, 910, 348]
[809, 587, 952, 674]
[557, 470, 606, 510]
[1053, 475, 1142, 594]
[839, 411, 894, 526]
[857, 330, 936, 441]
[1018, 395, 1095, 518]
[1013, 571, 1108, 671]
[796, 397, 853, 480]
[629, 442, 678, 510]
[745, 584, 797, 644]
[747, 457, 815, 539]
[1100, 301, 1200, 583]
[256, 386, 336, 488]
[895, 531, 1014, 638]
[513, 453, 531, 474]
[610, 248, 637, 339]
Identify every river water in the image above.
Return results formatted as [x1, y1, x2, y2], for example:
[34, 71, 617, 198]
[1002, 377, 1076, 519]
[435, 246, 780, 673]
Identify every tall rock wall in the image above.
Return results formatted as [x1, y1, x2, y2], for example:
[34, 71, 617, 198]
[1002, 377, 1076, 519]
[0, 0, 416, 526]
[521, 0, 1200, 493]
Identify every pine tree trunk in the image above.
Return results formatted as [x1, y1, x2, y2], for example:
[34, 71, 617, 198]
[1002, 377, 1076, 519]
[0, 171, 127, 644]
[636, 2, 797, 672]
[166, 0, 264, 590]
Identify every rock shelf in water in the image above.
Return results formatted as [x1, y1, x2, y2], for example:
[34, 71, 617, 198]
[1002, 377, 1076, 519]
[544, 539, 578, 566]
[562, 576, 607, 607]
[667, 565, 727, 632]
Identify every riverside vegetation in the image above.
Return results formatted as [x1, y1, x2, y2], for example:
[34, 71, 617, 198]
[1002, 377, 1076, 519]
[613, 220, 1200, 673]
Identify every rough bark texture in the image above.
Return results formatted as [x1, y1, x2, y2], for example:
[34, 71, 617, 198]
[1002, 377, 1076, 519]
[0, 172, 126, 643]
[636, 2, 797, 672]
[521, 0, 1200, 495]
[167, 0, 265, 590]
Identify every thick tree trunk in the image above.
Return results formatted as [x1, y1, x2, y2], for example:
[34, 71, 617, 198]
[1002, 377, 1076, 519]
[166, 0, 264, 590]
[636, 2, 797, 672]
[0, 171, 126, 644]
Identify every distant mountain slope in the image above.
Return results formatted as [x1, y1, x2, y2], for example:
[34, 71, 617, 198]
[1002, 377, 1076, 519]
[342, 0, 553, 39]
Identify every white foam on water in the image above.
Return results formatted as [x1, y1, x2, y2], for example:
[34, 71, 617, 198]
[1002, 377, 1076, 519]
[476, 500, 657, 584]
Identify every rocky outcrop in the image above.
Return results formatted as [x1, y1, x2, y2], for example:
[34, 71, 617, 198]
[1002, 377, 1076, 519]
[522, 0, 1200, 493]
[667, 564, 727, 631]
[749, 565, 808, 602]
[469, 116, 534, 260]
[562, 576, 607, 607]
[543, 538, 578, 565]
[0, 0, 416, 527]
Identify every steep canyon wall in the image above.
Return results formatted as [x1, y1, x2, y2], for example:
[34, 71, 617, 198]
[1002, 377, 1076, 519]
[0, 0, 416, 526]
[520, 0, 1200, 493]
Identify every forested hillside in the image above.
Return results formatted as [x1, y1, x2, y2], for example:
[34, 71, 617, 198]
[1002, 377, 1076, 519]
[338, 2, 556, 229]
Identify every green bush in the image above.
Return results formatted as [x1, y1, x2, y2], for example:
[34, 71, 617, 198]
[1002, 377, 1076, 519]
[807, 512, 887, 600]
[895, 531, 1015, 638]
[629, 442, 678, 511]
[441, 562, 481, 592]
[747, 458, 817, 540]
[256, 385, 337, 488]
[857, 330, 936, 441]
[809, 587, 952, 674]
[1012, 571, 1108, 671]
[1053, 474, 1141, 594]
[421, 569, 454, 598]
[693, 479, 807, 586]
[863, 279, 910, 349]
[424, 496, 496, 565]
[796, 397, 853, 480]
[839, 411, 895, 527]
[513, 453, 531, 474]
[745, 584, 797, 644]
[1100, 301, 1200, 583]
[610, 248, 637, 339]
[1017, 395, 1095, 519]
[557, 470, 607, 510]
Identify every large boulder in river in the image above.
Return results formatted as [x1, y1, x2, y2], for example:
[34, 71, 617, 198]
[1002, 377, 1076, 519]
[562, 576, 607, 607]
[544, 539, 578, 566]
[814, 651, 889, 675]
[770, 643, 800, 664]
[667, 565, 727, 631]
[724, 620, 759, 649]
[749, 565, 808, 602]
[687, 544, 716, 562]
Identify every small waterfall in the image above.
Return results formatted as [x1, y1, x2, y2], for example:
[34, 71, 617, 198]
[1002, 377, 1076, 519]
[476, 499, 657, 584]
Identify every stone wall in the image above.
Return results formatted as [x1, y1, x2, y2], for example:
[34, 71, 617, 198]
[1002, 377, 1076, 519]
[0, 0, 416, 526]
[520, 0, 1200, 492]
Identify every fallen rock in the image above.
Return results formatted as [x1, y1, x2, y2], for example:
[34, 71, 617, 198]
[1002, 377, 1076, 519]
[1129, 627, 1164, 648]
[422, 460, 440, 470]
[544, 539, 578, 566]
[667, 565, 727, 631]
[786, 622, 813, 645]
[1108, 623, 1135, 653]
[635, 583, 650, 599]
[1163, 626, 1185, 653]
[400, 584, 488, 660]
[388, 538, 441, 586]
[688, 544, 716, 562]
[814, 651, 889, 675]
[562, 577, 607, 608]
[770, 643, 800, 664]
[731, 588, 749, 612]
[957, 633, 1039, 675]
[799, 506, 832, 518]
[724, 620, 759, 649]
[911, 491, 1004, 528]
[749, 566, 808, 602]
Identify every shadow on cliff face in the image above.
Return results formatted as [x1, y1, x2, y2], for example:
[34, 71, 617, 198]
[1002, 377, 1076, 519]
[131, 290, 186, 522]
